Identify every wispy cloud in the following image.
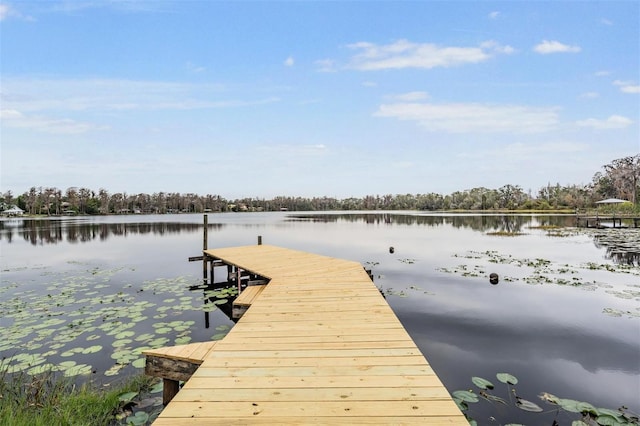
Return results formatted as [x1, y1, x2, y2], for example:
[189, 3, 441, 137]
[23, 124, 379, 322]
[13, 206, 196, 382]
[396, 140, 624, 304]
[0, 3, 10, 20]
[576, 115, 633, 129]
[315, 59, 337, 73]
[613, 80, 640, 94]
[346, 39, 514, 71]
[0, 109, 106, 134]
[50, 0, 168, 14]
[391, 91, 430, 101]
[375, 102, 559, 133]
[284, 56, 294, 67]
[1, 78, 279, 113]
[533, 40, 581, 54]
[488, 11, 500, 20]
[186, 61, 206, 73]
[0, 2, 35, 21]
[580, 92, 599, 99]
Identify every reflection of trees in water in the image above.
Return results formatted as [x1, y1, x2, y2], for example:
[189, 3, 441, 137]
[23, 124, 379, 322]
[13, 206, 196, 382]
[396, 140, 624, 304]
[590, 229, 640, 266]
[288, 214, 575, 232]
[0, 220, 224, 245]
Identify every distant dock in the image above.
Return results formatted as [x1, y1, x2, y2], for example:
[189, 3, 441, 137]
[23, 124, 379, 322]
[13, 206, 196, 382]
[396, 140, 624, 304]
[576, 214, 640, 229]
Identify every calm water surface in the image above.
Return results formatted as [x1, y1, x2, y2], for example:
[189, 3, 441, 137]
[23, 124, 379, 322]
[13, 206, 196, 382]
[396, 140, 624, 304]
[1, 212, 639, 424]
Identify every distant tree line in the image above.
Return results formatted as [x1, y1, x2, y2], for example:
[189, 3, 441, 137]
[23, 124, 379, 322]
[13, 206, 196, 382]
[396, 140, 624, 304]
[1, 155, 638, 215]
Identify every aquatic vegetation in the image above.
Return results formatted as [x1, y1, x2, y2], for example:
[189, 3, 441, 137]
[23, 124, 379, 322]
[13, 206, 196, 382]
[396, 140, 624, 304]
[454, 372, 639, 425]
[0, 263, 235, 382]
[485, 231, 527, 237]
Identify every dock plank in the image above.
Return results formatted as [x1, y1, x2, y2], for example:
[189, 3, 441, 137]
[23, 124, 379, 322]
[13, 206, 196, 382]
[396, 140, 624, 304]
[153, 245, 466, 424]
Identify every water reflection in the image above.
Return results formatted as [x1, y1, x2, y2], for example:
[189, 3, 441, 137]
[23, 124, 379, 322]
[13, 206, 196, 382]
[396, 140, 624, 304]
[589, 228, 640, 266]
[0, 219, 222, 245]
[287, 213, 576, 232]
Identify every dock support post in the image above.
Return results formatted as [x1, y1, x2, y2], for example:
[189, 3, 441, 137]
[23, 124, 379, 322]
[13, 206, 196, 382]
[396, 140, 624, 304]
[162, 378, 180, 405]
[203, 215, 208, 284]
[258, 235, 262, 245]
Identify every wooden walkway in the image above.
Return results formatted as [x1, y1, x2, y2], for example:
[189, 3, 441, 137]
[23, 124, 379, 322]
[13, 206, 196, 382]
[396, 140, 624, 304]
[153, 245, 466, 424]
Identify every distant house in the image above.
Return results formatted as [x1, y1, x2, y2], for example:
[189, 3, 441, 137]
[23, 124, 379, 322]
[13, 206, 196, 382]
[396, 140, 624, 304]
[2, 206, 25, 217]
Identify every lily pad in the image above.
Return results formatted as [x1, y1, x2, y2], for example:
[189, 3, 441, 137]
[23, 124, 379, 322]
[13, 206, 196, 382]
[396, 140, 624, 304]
[452, 390, 479, 403]
[496, 372, 518, 385]
[471, 376, 494, 390]
[125, 411, 149, 426]
[516, 397, 543, 412]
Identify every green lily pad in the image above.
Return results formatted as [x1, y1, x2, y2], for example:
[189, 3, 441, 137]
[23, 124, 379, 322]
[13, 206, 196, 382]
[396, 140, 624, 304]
[496, 372, 518, 385]
[125, 411, 149, 426]
[471, 376, 494, 390]
[118, 391, 139, 402]
[452, 390, 479, 403]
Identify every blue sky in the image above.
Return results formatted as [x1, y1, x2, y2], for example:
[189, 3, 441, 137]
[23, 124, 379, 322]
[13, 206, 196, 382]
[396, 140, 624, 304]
[1, 1, 638, 199]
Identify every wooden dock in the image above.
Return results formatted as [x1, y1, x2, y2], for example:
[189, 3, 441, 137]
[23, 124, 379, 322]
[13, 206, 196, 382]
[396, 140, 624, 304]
[152, 244, 466, 424]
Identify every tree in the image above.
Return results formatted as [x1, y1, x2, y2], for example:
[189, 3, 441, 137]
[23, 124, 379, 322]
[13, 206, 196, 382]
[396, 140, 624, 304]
[601, 155, 640, 205]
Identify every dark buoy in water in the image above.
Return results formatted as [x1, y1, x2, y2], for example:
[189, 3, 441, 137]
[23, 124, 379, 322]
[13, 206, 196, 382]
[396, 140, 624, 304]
[389, 246, 395, 254]
[489, 273, 499, 285]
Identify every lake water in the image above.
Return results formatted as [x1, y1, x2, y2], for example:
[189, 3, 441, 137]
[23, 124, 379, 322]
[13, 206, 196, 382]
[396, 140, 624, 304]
[1, 212, 639, 424]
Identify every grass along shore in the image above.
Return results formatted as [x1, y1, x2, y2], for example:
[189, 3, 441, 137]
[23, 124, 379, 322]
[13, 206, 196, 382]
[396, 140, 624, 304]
[0, 370, 160, 426]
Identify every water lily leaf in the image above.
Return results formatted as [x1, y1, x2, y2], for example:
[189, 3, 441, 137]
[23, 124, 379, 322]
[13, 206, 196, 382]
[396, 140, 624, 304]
[26, 363, 56, 376]
[82, 345, 102, 354]
[572, 421, 589, 426]
[175, 336, 192, 345]
[453, 398, 468, 412]
[63, 363, 92, 377]
[595, 414, 624, 426]
[496, 372, 518, 385]
[596, 408, 624, 420]
[135, 333, 155, 342]
[115, 331, 135, 339]
[516, 397, 543, 412]
[118, 391, 139, 402]
[126, 411, 149, 426]
[213, 298, 228, 305]
[452, 390, 479, 403]
[559, 398, 582, 413]
[576, 401, 598, 415]
[131, 358, 146, 369]
[57, 360, 77, 370]
[471, 376, 494, 390]
[150, 381, 164, 394]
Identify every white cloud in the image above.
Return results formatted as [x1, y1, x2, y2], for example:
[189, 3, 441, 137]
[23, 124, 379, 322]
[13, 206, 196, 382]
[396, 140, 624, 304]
[186, 61, 206, 73]
[315, 59, 337, 73]
[284, 56, 294, 67]
[576, 115, 633, 129]
[1, 77, 279, 113]
[580, 92, 599, 99]
[595, 70, 611, 77]
[533, 40, 581, 54]
[0, 3, 9, 20]
[0, 2, 34, 21]
[488, 11, 500, 20]
[613, 80, 640, 94]
[346, 39, 514, 71]
[392, 91, 430, 101]
[374, 102, 559, 133]
[0, 109, 105, 134]
[600, 18, 613, 26]
[361, 81, 377, 87]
